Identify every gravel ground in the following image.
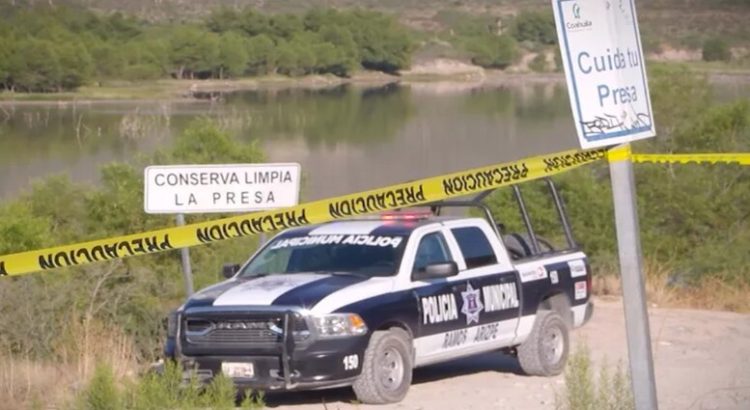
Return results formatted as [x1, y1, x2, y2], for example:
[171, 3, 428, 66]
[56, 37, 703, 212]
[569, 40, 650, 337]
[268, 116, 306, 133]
[262, 297, 750, 410]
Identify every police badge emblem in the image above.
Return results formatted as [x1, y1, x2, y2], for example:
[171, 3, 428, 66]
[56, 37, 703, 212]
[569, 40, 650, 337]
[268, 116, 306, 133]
[460, 283, 484, 325]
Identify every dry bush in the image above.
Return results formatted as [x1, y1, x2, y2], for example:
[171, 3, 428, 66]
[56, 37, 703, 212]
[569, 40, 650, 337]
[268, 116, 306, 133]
[556, 343, 634, 410]
[591, 260, 750, 313]
[0, 320, 139, 410]
[0, 355, 60, 410]
[58, 319, 140, 383]
[660, 276, 750, 313]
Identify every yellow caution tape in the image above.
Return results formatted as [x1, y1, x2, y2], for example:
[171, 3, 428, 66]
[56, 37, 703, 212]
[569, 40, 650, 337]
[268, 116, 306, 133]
[632, 153, 750, 165]
[606, 144, 632, 162]
[3, 147, 746, 278]
[604, 143, 750, 165]
[0, 147, 608, 277]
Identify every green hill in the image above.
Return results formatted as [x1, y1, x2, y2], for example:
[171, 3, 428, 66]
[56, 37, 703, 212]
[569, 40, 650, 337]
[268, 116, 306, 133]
[59, 0, 750, 48]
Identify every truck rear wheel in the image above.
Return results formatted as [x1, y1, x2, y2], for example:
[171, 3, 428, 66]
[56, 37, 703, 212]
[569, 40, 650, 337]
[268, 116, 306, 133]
[352, 328, 413, 404]
[517, 310, 569, 376]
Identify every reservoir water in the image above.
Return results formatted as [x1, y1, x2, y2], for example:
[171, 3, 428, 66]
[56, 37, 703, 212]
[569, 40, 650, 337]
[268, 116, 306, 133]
[0, 80, 745, 202]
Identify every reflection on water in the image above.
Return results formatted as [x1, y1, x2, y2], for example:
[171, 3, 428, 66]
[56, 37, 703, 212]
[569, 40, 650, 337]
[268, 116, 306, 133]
[223, 83, 416, 147]
[0, 82, 580, 202]
[2, 79, 737, 202]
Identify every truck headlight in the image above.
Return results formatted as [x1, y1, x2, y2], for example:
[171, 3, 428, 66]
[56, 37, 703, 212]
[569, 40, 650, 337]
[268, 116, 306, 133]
[313, 313, 368, 338]
[166, 310, 179, 338]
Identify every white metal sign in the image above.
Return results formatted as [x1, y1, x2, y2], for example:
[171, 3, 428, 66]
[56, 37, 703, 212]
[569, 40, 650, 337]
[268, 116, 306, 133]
[144, 163, 301, 214]
[553, 0, 655, 148]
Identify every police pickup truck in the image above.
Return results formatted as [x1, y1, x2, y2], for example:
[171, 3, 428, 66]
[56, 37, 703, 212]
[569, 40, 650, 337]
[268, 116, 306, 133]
[165, 184, 593, 404]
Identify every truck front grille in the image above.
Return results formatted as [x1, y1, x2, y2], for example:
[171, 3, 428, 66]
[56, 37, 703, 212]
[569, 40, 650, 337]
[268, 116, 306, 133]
[179, 308, 310, 356]
[185, 318, 283, 345]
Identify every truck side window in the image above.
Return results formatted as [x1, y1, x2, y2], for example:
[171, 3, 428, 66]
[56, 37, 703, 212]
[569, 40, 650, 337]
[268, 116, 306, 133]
[412, 233, 452, 274]
[451, 227, 498, 269]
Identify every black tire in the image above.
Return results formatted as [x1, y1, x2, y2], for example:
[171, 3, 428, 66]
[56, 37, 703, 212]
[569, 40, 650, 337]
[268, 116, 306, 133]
[352, 328, 413, 404]
[517, 310, 569, 376]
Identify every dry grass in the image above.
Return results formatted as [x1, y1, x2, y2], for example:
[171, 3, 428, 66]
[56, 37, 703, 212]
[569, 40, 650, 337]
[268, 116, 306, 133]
[0, 320, 139, 410]
[0, 356, 60, 410]
[592, 260, 750, 313]
[556, 343, 634, 410]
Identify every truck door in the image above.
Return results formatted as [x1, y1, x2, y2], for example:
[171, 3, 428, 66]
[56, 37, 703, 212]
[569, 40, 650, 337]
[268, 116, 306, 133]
[410, 230, 464, 360]
[446, 224, 522, 349]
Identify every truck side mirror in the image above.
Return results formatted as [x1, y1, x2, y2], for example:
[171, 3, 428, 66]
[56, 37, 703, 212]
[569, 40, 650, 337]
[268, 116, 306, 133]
[418, 261, 459, 280]
[222, 263, 240, 279]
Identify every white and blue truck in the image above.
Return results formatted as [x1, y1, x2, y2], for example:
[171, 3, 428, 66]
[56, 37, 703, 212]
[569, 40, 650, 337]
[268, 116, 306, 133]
[164, 180, 593, 404]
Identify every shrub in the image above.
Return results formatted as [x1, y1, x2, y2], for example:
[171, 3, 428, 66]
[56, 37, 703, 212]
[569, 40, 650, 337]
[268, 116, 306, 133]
[126, 361, 189, 410]
[510, 10, 557, 46]
[529, 52, 548, 72]
[465, 34, 519, 69]
[241, 390, 266, 409]
[72, 360, 266, 409]
[76, 363, 123, 410]
[0, 202, 50, 254]
[200, 374, 237, 410]
[702, 37, 732, 62]
[556, 344, 634, 410]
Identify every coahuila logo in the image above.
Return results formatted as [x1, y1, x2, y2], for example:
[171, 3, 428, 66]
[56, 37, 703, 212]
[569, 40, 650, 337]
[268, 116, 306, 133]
[567, 3, 592, 31]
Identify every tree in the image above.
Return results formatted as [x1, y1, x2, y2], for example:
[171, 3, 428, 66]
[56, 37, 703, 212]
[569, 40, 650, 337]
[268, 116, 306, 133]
[90, 42, 126, 79]
[217, 32, 249, 78]
[511, 11, 557, 45]
[0, 35, 12, 88]
[313, 41, 352, 76]
[168, 26, 220, 78]
[103, 12, 142, 41]
[269, 14, 303, 39]
[110, 38, 170, 80]
[55, 40, 94, 89]
[303, 7, 333, 31]
[238, 9, 270, 37]
[274, 40, 303, 76]
[319, 26, 359, 75]
[345, 11, 414, 73]
[12, 39, 61, 92]
[0, 6, 419, 87]
[246, 34, 276, 74]
[206, 7, 242, 33]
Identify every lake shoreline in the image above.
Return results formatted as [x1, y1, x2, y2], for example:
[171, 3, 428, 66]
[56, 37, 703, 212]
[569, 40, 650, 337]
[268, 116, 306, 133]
[0, 71, 565, 105]
[0, 64, 748, 106]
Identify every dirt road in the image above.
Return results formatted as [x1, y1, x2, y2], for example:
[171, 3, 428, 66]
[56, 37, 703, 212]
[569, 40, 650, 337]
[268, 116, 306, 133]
[264, 297, 750, 410]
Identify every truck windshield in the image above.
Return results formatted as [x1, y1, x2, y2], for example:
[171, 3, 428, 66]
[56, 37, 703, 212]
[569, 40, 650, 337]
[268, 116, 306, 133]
[239, 234, 408, 278]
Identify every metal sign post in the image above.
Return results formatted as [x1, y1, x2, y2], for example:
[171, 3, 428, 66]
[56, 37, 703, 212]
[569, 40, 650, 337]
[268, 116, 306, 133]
[552, 0, 659, 408]
[608, 144, 658, 409]
[175, 213, 194, 296]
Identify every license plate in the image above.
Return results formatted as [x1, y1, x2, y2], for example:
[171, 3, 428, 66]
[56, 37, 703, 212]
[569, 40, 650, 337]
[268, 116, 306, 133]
[221, 362, 255, 379]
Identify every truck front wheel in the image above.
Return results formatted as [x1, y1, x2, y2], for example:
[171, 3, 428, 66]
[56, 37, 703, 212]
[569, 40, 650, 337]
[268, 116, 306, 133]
[517, 310, 569, 376]
[352, 328, 413, 404]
